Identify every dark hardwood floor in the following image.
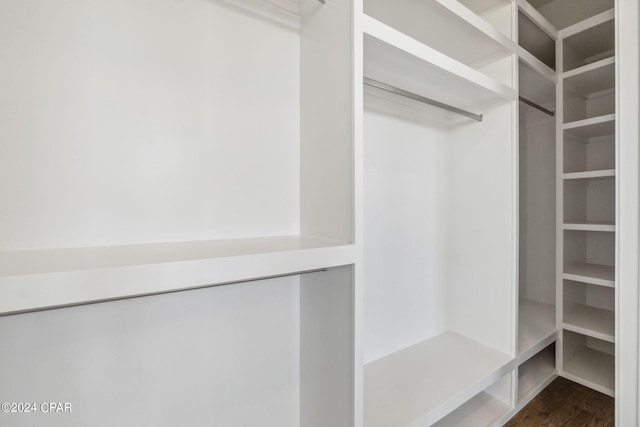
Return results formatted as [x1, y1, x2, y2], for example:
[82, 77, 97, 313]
[504, 377, 614, 426]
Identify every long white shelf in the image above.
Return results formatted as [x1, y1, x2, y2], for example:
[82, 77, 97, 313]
[563, 114, 616, 139]
[518, 299, 557, 364]
[364, 331, 514, 427]
[563, 222, 615, 232]
[432, 391, 510, 427]
[563, 169, 615, 180]
[363, 15, 516, 119]
[0, 235, 356, 315]
[563, 347, 615, 396]
[563, 262, 615, 287]
[564, 303, 615, 342]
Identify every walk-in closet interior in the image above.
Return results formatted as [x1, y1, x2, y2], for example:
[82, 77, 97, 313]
[0, 0, 638, 426]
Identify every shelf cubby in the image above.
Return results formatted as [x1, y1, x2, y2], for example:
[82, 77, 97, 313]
[363, 0, 516, 88]
[518, 10, 556, 70]
[563, 177, 615, 226]
[433, 373, 512, 427]
[563, 330, 615, 396]
[524, 0, 613, 31]
[364, 332, 514, 427]
[518, 343, 556, 402]
[518, 299, 557, 364]
[564, 129, 615, 174]
[563, 60, 615, 124]
[563, 17, 615, 72]
[564, 279, 615, 342]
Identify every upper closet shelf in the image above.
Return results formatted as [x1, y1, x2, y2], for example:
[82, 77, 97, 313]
[563, 114, 615, 139]
[0, 235, 356, 315]
[363, 16, 516, 118]
[364, 331, 514, 427]
[563, 57, 615, 82]
[364, 0, 516, 67]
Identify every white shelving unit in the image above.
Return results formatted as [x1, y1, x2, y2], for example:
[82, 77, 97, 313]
[518, 343, 556, 402]
[2, 0, 638, 425]
[556, 4, 617, 400]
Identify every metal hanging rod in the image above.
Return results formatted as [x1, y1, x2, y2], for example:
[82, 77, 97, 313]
[363, 77, 483, 122]
[519, 96, 555, 117]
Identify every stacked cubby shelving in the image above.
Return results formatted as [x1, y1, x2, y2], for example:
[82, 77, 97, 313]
[558, 6, 616, 397]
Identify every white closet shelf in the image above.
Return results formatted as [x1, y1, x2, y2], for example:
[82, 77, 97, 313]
[363, 15, 516, 117]
[562, 222, 615, 232]
[564, 303, 615, 342]
[563, 57, 615, 90]
[563, 262, 615, 287]
[363, 0, 516, 69]
[518, 46, 557, 84]
[364, 331, 514, 427]
[563, 114, 615, 139]
[0, 235, 356, 315]
[563, 169, 615, 180]
[518, 346, 556, 401]
[518, 299, 557, 364]
[563, 347, 615, 396]
[432, 390, 510, 427]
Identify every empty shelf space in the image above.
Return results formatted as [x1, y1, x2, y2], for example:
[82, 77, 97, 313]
[518, 344, 556, 401]
[364, 331, 514, 427]
[363, 16, 516, 120]
[518, 10, 555, 70]
[518, 300, 557, 363]
[563, 222, 615, 232]
[363, 0, 515, 71]
[563, 114, 615, 136]
[563, 169, 615, 180]
[563, 57, 615, 89]
[563, 330, 615, 396]
[562, 13, 615, 72]
[519, 59, 556, 109]
[563, 262, 614, 287]
[0, 235, 356, 315]
[564, 303, 615, 342]
[432, 390, 510, 427]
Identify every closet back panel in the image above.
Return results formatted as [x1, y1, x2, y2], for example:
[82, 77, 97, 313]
[0, 0, 301, 251]
[447, 102, 516, 356]
[0, 276, 301, 427]
[519, 107, 556, 305]
[363, 109, 450, 363]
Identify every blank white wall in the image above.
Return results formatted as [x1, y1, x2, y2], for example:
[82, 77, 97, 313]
[448, 102, 516, 356]
[0, 277, 300, 427]
[0, 0, 300, 251]
[363, 109, 449, 363]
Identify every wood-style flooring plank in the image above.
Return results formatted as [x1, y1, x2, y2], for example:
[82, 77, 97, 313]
[504, 377, 614, 427]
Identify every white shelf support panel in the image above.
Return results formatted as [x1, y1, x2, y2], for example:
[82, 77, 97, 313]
[0, 236, 356, 315]
[364, 332, 514, 427]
